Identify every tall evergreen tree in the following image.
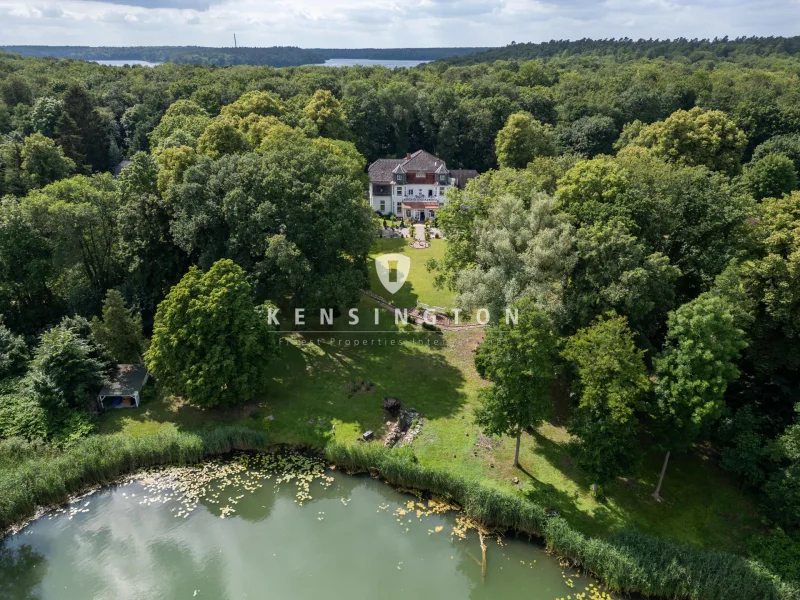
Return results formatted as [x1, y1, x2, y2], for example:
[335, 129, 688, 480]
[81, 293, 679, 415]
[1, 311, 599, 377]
[56, 84, 110, 174]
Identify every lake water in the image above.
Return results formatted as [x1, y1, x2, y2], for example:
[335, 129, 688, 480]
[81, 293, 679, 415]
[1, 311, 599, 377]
[319, 58, 430, 69]
[94, 60, 161, 67]
[92, 58, 426, 69]
[0, 455, 615, 600]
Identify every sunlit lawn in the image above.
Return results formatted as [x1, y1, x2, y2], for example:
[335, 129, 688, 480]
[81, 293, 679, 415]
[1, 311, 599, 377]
[100, 296, 763, 554]
[368, 238, 455, 309]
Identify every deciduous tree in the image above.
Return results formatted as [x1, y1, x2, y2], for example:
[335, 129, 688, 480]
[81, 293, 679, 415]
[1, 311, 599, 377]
[474, 297, 559, 467]
[743, 153, 798, 201]
[495, 112, 555, 169]
[145, 260, 279, 408]
[562, 313, 650, 491]
[630, 107, 747, 175]
[21, 133, 75, 189]
[652, 294, 748, 500]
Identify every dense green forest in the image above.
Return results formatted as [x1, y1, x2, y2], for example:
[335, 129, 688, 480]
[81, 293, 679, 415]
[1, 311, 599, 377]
[0, 46, 490, 67]
[444, 35, 800, 64]
[1, 42, 800, 586]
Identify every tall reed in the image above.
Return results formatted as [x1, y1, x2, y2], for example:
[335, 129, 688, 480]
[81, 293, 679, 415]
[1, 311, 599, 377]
[324, 442, 800, 600]
[2, 434, 798, 599]
[0, 427, 269, 532]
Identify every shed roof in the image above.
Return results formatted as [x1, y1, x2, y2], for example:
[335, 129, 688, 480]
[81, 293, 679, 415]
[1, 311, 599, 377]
[113, 160, 132, 178]
[99, 365, 149, 397]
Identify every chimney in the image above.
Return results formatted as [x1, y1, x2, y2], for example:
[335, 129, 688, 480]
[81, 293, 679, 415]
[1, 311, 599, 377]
[406, 153, 411, 159]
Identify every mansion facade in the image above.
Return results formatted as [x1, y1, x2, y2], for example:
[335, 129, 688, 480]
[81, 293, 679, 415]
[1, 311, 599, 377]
[368, 150, 478, 221]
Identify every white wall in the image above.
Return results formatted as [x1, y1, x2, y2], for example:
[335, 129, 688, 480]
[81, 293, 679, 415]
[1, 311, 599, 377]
[370, 182, 453, 215]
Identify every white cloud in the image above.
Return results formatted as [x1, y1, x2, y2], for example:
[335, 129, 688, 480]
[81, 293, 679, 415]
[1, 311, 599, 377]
[0, 0, 798, 47]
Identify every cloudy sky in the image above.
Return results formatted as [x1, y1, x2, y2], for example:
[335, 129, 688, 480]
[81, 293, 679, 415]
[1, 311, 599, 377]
[1, 0, 799, 48]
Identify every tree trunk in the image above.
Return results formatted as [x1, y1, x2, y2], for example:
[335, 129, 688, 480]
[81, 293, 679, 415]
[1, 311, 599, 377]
[591, 483, 598, 496]
[513, 426, 522, 467]
[652, 451, 671, 502]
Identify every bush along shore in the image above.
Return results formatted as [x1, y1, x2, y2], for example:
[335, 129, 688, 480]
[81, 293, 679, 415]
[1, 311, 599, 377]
[2, 430, 798, 600]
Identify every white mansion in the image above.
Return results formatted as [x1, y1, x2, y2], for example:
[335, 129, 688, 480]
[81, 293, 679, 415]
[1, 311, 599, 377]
[368, 150, 478, 221]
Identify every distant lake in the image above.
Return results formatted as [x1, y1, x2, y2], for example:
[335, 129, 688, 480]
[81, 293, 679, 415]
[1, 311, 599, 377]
[93, 60, 161, 67]
[91, 58, 428, 69]
[318, 58, 430, 69]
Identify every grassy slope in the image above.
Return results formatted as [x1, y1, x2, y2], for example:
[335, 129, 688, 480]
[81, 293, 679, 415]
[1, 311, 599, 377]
[101, 296, 763, 554]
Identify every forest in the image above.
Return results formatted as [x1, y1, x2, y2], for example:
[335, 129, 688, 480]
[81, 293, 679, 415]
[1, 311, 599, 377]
[444, 35, 800, 64]
[0, 39, 799, 589]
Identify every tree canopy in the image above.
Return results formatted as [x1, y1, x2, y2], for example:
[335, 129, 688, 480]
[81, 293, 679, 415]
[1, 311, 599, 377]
[474, 297, 559, 466]
[144, 259, 279, 408]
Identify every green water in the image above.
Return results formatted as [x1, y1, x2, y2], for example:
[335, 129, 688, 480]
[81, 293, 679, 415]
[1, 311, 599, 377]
[1, 467, 614, 600]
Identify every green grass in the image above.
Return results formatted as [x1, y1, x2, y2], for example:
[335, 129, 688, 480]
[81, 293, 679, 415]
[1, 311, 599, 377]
[98, 297, 764, 555]
[368, 238, 455, 309]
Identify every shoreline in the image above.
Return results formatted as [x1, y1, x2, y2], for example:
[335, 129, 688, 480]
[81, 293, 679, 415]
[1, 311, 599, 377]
[3, 432, 797, 600]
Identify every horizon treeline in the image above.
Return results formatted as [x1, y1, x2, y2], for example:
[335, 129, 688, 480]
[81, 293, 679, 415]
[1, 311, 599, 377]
[0, 46, 490, 67]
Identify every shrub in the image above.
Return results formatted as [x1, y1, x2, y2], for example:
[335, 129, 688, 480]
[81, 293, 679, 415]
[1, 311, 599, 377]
[0, 325, 28, 378]
[28, 324, 106, 413]
[383, 397, 402, 414]
[750, 528, 800, 585]
[0, 382, 48, 441]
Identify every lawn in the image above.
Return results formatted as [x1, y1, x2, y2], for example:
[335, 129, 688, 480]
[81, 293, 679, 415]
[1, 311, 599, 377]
[368, 238, 455, 309]
[100, 297, 764, 554]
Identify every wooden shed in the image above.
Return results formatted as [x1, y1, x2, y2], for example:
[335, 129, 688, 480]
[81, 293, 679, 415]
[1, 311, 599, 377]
[98, 365, 149, 409]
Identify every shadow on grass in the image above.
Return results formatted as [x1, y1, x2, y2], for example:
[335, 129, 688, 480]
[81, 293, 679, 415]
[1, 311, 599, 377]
[368, 238, 453, 310]
[516, 435, 626, 536]
[102, 297, 469, 452]
[261, 326, 469, 446]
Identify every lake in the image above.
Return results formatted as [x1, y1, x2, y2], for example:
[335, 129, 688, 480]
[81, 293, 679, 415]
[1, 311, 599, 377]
[92, 58, 427, 69]
[0, 454, 615, 600]
[93, 60, 161, 67]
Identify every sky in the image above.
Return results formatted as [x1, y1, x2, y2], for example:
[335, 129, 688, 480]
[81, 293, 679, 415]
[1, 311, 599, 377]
[0, 0, 799, 48]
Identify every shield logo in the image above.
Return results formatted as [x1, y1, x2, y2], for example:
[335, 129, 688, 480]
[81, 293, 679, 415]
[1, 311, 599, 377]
[375, 253, 411, 295]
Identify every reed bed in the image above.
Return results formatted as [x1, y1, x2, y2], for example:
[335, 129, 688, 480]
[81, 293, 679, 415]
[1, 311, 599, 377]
[324, 442, 800, 600]
[2, 434, 797, 599]
[0, 427, 269, 532]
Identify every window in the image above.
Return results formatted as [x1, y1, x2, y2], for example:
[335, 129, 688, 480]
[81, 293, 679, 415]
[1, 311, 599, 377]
[395, 174, 405, 184]
[396, 202, 402, 213]
[380, 200, 386, 212]
[405, 209, 412, 217]
[428, 189, 433, 197]
[396, 187, 403, 196]
[440, 187, 446, 196]
[407, 189, 414, 196]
